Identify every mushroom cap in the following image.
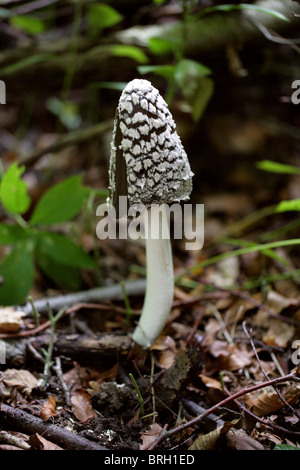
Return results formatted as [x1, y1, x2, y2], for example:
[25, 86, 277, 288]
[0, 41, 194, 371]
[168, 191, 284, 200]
[109, 79, 193, 211]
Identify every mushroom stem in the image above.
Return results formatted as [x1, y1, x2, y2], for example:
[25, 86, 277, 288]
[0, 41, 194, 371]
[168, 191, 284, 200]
[132, 204, 174, 348]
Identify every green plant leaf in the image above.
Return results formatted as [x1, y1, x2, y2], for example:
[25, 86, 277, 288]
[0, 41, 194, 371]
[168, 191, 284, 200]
[87, 4, 123, 36]
[111, 45, 149, 64]
[175, 59, 212, 83]
[35, 231, 97, 269]
[10, 15, 45, 34]
[46, 98, 82, 130]
[274, 444, 300, 450]
[200, 4, 290, 22]
[138, 64, 175, 80]
[35, 247, 82, 291]
[257, 160, 300, 175]
[277, 199, 300, 212]
[148, 37, 178, 56]
[1, 53, 53, 77]
[29, 175, 89, 226]
[174, 59, 213, 121]
[0, 224, 28, 245]
[0, 241, 34, 305]
[0, 162, 31, 215]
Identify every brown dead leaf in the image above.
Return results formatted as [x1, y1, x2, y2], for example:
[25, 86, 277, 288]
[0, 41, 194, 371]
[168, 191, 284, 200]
[40, 395, 56, 421]
[3, 369, 39, 395]
[262, 319, 295, 348]
[150, 336, 177, 369]
[208, 340, 252, 371]
[71, 388, 96, 423]
[189, 412, 240, 450]
[226, 429, 264, 450]
[29, 433, 63, 450]
[140, 423, 163, 450]
[0, 307, 24, 333]
[265, 290, 298, 314]
[200, 374, 223, 390]
[248, 383, 300, 416]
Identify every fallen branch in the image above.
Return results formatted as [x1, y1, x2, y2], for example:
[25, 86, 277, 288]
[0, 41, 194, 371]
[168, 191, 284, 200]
[0, 403, 107, 450]
[21, 278, 147, 317]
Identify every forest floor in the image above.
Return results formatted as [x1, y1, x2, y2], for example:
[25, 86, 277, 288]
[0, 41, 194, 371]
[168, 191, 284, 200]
[0, 0, 300, 452]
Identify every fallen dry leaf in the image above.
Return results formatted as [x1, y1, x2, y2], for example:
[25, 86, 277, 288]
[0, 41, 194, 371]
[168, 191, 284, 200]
[29, 433, 63, 450]
[71, 388, 96, 423]
[0, 307, 24, 333]
[200, 374, 223, 390]
[247, 383, 300, 416]
[2, 369, 39, 395]
[262, 319, 295, 348]
[150, 336, 177, 369]
[189, 412, 240, 450]
[140, 423, 163, 450]
[226, 428, 264, 450]
[40, 395, 56, 421]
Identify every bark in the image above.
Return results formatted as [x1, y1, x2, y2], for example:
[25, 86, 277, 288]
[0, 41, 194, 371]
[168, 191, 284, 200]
[0, 403, 107, 450]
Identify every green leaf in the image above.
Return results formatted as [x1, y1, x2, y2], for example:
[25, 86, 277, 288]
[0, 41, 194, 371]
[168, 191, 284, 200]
[175, 59, 212, 83]
[10, 15, 45, 35]
[274, 444, 300, 450]
[111, 45, 149, 64]
[0, 162, 31, 215]
[148, 37, 178, 56]
[35, 247, 82, 291]
[0, 241, 34, 305]
[35, 231, 97, 269]
[1, 54, 53, 77]
[29, 175, 89, 226]
[174, 60, 214, 121]
[0, 224, 28, 245]
[89, 81, 128, 91]
[200, 4, 290, 22]
[277, 199, 300, 212]
[46, 98, 82, 130]
[87, 4, 123, 35]
[257, 160, 300, 175]
[138, 64, 175, 80]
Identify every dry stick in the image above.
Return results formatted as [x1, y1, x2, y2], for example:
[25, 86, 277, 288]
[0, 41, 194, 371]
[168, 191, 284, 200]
[53, 357, 71, 408]
[0, 403, 107, 450]
[147, 370, 298, 450]
[21, 279, 147, 316]
[242, 321, 300, 420]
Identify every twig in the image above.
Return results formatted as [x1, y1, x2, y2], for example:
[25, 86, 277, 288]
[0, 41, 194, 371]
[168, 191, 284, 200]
[53, 357, 71, 408]
[39, 307, 66, 390]
[21, 279, 147, 316]
[0, 430, 31, 450]
[0, 404, 107, 450]
[242, 321, 300, 420]
[147, 370, 298, 449]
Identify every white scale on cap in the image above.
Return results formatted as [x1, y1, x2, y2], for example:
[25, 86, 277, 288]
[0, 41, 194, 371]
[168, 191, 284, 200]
[109, 79, 193, 210]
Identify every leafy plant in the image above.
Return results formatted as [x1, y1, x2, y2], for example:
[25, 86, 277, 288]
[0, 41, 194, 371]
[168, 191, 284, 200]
[140, 2, 214, 121]
[0, 163, 98, 305]
[143, 1, 290, 120]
